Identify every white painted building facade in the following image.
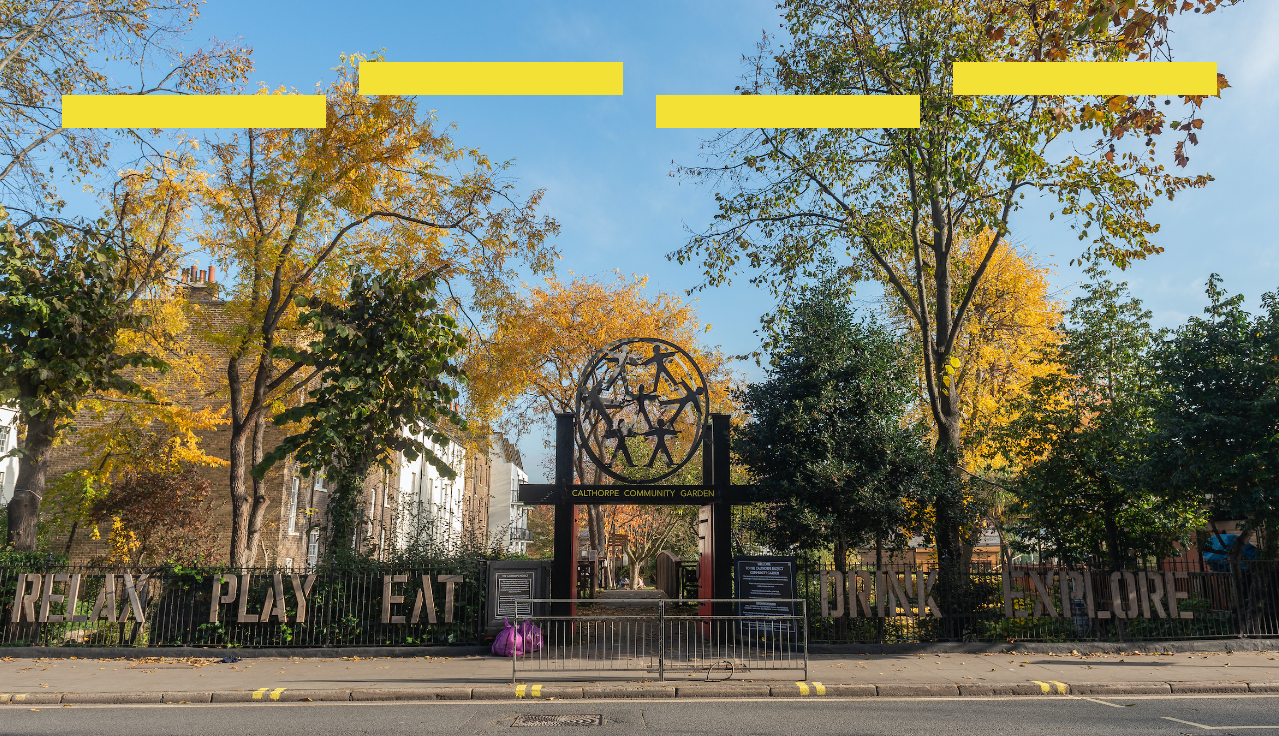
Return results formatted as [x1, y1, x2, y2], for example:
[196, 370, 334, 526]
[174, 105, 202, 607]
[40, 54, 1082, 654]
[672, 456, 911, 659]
[0, 405, 18, 505]
[487, 435, 530, 555]
[394, 428, 469, 551]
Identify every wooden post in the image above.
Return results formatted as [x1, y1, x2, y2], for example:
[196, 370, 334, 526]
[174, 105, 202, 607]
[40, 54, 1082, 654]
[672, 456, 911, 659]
[698, 421, 714, 619]
[551, 413, 577, 617]
[712, 413, 733, 617]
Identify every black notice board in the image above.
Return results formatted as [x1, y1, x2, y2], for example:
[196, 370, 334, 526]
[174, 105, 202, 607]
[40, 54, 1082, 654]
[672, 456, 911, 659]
[734, 556, 797, 631]
[485, 560, 551, 635]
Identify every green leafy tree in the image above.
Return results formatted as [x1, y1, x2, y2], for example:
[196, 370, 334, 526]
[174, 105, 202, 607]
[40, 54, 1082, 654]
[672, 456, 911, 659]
[253, 269, 468, 559]
[1000, 270, 1202, 569]
[733, 281, 929, 570]
[671, 0, 1221, 569]
[0, 218, 167, 550]
[1147, 275, 1279, 563]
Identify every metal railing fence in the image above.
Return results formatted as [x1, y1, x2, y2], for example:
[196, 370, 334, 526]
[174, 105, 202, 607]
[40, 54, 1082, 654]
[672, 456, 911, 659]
[510, 598, 808, 682]
[800, 559, 1279, 643]
[5, 558, 1277, 649]
[1, 562, 486, 648]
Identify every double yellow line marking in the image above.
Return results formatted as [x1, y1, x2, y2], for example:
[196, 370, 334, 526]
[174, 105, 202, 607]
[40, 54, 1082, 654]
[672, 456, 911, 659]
[1031, 680, 1068, 694]
[252, 687, 287, 701]
[795, 681, 826, 695]
[515, 684, 543, 698]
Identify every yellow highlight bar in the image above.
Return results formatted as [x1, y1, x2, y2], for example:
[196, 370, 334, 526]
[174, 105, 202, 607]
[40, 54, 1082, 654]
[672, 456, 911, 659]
[655, 95, 920, 129]
[359, 62, 623, 96]
[62, 95, 326, 129]
[952, 62, 1217, 95]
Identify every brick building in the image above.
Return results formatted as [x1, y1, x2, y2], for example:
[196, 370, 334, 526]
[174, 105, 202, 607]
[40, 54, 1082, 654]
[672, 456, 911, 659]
[35, 280, 494, 566]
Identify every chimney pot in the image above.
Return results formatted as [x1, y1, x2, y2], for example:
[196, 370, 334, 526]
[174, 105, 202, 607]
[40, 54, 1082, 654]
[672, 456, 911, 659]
[208, 264, 215, 283]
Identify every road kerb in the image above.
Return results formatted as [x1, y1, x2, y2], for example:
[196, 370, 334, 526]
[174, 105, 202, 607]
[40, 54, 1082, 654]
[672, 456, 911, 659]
[1249, 682, 1279, 693]
[7, 692, 64, 705]
[772, 683, 874, 697]
[676, 684, 773, 698]
[271, 689, 352, 702]
[960, 683, 1054, 696]
[350, 688, 472, 701]
[211, 690, 266, 702]
[582, 685, 676, 699]
[876, 683, 960, 697]
[61, 692, 162, 704]
[161, 692, 213, 703]
[473, 685, 585, 700]
[1168, 681, 1250, 694]
[1068, 682, 1172, 695]
[18, 679, 1279, 704]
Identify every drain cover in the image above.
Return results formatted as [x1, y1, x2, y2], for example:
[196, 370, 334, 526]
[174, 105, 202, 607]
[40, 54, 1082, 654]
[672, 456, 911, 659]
[511, 714, 603, 727]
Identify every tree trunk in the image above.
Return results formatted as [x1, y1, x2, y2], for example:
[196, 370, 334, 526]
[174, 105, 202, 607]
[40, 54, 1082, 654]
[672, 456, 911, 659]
[6, 410, 56, 551]
[874, 531, 885, 641]
[63, 521, 78, 556]
[327, 470, 362, 559]
[1103, 502, 1123, 572]
[227, 355, 253, 568]
[243, 412, 271, 566]
[834, 534, 848, 638]
[932, 417, 965, 572]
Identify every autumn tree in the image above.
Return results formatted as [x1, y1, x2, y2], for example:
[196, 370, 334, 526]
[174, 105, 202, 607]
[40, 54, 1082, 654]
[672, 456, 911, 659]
[197, 56, 558, 567]
[0, 1, 251, 209]
[42, 291, 228, 555]
[464, 272, 733, 570]
[672, 0, 1222, 570]
[611, 504, 695, 590]
[253, 269, 468, 558]
[881, 234, 1062, 564]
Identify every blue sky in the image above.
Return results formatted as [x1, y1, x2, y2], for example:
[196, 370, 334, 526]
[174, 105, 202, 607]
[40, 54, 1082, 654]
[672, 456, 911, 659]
[184, 1, 1278, 480]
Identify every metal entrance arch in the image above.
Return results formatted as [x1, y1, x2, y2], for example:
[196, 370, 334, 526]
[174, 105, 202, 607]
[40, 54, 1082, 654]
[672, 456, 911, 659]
[519, 336, 756, 616]
[518, 412, 750, 617]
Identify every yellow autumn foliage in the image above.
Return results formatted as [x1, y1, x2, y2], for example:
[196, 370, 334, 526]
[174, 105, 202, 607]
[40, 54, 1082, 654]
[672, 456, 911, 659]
[948, 238, 1063, 471]
[44, 290, 229, 545]
[883, 233, 1062, 468]
[464, 271, 738, 442]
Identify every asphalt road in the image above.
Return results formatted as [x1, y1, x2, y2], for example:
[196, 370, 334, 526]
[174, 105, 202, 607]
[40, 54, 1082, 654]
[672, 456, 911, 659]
[3, 695, 1279, 736]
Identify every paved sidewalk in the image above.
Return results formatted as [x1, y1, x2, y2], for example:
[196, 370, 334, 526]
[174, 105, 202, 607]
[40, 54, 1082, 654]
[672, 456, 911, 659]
[1, 648, 1277, 703]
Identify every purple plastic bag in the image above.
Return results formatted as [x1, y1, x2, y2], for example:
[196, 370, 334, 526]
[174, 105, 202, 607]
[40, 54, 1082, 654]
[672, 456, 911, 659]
[492, 618, 522, 657]
[492, 618, 544, 657]
[516, 619, 544, 654]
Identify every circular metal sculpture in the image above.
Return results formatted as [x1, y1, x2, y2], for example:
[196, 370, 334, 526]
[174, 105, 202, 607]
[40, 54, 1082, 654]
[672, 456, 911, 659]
[574, 337, 709, 484]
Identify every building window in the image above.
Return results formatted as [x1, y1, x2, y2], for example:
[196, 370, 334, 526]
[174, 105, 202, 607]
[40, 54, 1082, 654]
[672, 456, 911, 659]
[284, 557, 293, 570]
[314, 472, 326, 492]
[287, 477, 300, 534]
[0, 425, 9, 450]
[307, 529, 320, 567]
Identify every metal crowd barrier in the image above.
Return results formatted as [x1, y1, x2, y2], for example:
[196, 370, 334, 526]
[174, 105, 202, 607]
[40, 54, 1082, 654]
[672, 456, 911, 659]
[510, 598, 808, 683]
